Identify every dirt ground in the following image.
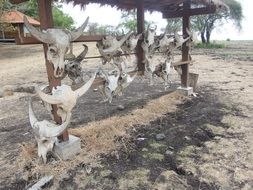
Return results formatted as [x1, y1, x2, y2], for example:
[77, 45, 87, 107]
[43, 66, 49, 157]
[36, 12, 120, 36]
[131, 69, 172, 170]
[0, 41, 252, 190]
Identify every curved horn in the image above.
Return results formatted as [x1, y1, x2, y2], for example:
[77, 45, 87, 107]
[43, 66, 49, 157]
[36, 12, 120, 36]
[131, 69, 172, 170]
[101, 32, 132, 54]
[122, 72, 137, 89]
[186, 28, 192, 37]
[29, 98, 38, 127]
[41, 113, 71, 138]
[36, 86, 62, 105]
[75, 44, 88, 62]
[136, 33, 142, 40]
[70, 17, 89, 41]
[74, 72, 97, 97]
[119, 32, 132, 44]
[174, 32, 180, 42]
[23, 16, 54, 44]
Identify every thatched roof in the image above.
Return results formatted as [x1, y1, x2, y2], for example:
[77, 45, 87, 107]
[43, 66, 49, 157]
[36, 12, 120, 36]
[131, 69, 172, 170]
[0, 10, 40, 25]
[63, 0, 227, 12]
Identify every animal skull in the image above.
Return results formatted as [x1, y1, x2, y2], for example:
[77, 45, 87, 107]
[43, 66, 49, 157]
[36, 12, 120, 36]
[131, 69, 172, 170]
[29, 99, 71, 163]
[100, 32, 132, 55]
[98, 69, 120, 103]
[65, 44, 88, 85]
[174, 31, 192, 49]
[36, 72, 97, 120]
[158, 54, 173, 89]
[115, 71, 137, 96]
[144, 24, 157, 46]
[24, 16, 89, 78]
[121, 33, 142, 54]
[158, 33, 174, 53]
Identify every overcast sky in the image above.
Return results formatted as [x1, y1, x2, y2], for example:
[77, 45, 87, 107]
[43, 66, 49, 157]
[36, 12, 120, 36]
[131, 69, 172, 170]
[62, 0, 253, 40]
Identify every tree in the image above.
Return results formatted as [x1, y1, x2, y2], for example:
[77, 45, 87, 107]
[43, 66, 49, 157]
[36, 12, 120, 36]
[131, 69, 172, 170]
[117, 10, 155, 34]
[22, 0, 74, 30]
[117, 10, 137, 33]
[191, 0, 243, 44]
[0, 0, 16, 38]
[164, 18, 182, 34]
[52, 4, 74, 30]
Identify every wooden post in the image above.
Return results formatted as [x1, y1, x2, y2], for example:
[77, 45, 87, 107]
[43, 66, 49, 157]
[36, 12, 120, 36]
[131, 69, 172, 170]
[37, 0, 69, 141]
[136, 0, 145, 74]
[181, 0, 190, 87]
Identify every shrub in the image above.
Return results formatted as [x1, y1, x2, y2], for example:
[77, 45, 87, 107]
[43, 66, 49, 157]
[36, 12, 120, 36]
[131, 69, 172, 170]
[195, 42, 226, 49]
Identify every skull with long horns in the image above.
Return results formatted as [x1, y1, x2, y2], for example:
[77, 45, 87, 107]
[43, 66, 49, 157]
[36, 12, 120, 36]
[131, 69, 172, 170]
[24, 16, 89, 78]
[29, 98, 71, 163]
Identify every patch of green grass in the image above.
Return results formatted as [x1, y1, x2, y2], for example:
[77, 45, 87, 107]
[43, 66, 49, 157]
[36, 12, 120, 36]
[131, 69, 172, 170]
[149, 141, 166, 149]
[195, 42, 226, 49]
[142, 152, 164, 161]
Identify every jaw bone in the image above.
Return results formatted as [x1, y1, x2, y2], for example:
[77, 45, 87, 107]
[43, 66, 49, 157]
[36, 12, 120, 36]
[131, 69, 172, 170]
[29, 99, 71, 163]
[36, 72, 97, 120]
[24, 16, 89, 78]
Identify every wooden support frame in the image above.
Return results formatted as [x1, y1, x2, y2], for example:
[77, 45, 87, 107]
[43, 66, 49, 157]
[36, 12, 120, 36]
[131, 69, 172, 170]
[162, 5, 216, 18]
[181, 0, 190, 88]
[37, 0, 69, 141]
[15, 35, 108, 45]
[136, 0, 145, 74]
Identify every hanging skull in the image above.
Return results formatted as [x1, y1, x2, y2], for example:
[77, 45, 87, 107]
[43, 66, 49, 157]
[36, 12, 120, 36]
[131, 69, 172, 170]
[65, 44, 88, 85]
[155, 53, 173, 90]
[29, 98, 71, 163]
[121, 33, 142, 54]
[98, 69, 120, 103]
[158, 33, 174, 53]
[24, 16, 89, 78]
[98, 32, 132, 58]
[36, 72, 97, 121]
[144, 24, 157, 46]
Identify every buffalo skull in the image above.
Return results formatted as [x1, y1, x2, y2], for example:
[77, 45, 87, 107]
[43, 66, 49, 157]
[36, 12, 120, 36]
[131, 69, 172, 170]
[24, 16, 89, 78]
[29, 99, 71, 163]
[65, 44, 88, 85]
[98, 70, 120, 103]
[36, 72, 97, 121]
[121, 33, 142, 54]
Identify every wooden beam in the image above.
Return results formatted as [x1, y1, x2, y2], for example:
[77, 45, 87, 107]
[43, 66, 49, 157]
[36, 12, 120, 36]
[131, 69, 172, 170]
[37, 0, 69, 141]
[9, 0, 28, 4]
[162, 5, 216, 18]
[15, 35, 107, 45]
[137, 0, 145, 74]
[181, 0, 190, 88]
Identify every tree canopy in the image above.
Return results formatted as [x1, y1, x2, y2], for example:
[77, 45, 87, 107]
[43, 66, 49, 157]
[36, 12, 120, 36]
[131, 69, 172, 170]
[117, 10, 155, 34]
[0, 0, 75, 30]
[165, 0, 243, 43]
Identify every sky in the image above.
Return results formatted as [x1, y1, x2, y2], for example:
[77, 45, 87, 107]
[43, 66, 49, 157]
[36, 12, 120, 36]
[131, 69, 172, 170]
[62, 0, 253, 40]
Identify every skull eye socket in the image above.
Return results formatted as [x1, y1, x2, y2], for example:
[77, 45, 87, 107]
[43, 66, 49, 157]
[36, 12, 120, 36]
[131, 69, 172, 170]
[42, 139, 49, 144]
[49, 46, 58, 56]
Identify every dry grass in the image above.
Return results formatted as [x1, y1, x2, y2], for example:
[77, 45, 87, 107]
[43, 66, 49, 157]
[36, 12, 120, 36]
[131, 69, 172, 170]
[70, 91, 185, 155]
[14, 91, 185, 181]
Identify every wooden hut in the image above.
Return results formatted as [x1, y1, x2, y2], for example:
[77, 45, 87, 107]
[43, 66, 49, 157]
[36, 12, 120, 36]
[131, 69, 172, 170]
[0, 10, 40, 42]
[9, 0, 227, 141]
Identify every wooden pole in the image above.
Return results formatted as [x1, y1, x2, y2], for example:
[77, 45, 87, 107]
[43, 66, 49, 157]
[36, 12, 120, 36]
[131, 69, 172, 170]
[181, 0, 191, 87]
[136, 0, 145, 74]
[37, 0, 69, 141]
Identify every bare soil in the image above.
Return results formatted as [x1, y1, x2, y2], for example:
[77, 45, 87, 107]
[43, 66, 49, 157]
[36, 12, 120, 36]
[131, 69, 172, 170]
[0, 41, 252, 190]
